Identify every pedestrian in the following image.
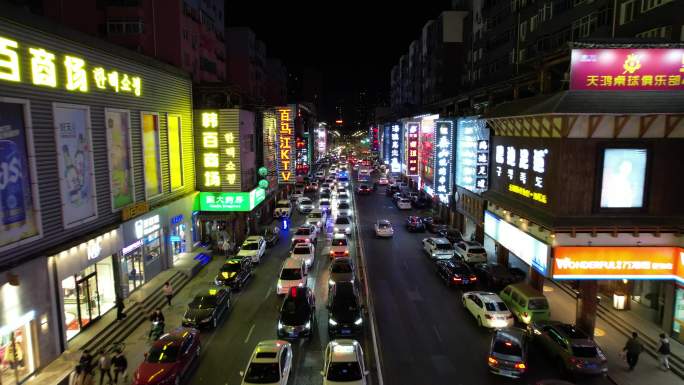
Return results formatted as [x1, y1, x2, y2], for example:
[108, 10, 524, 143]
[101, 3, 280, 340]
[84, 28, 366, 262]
[623, 331, 644, 371]
[148, 308, 165, 340]
[69, 364, 83, 385]
[223, 238, 231, 256]
[115, 297, 126, 321]
[112, 350, 128, 384]
[73, 365, 94, 385]
[79, 349, 94, 374]
[162, 281, 173, 307]
[658, 333, 671, 371]
[97, 349, 112, 385]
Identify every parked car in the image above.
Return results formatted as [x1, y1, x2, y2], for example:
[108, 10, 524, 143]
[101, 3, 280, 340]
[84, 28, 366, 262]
[277, 287, 316, 340]
[422, 217, 447, 233]
[443, 229, 464, 245]
[291, 242, 315, 270]
[240, 340, 292, 385]
[500, 283, 551, 325]
[329, 233, 350, 258]
[434, 259, 477, 287]
[462, 291, 515, 328]
[385, 184, 399, 196]
[182, 287, 231, 329]
[238, 236, 267, 264]
[374, 219, 394, 238]
[215, 258, 252, 290]
[263, 227, 279, 247]
[422, 237, 456, 260]
[327, 282, 363, 337]
[297, 197, 314, 213]
[328, 258, 355, 286]
[133, 328, 200, 385]
[473, 263, 525, 290]
[454, 240, 488, 264]
[321, 340, 370, 385]
[277, 257, 307, 295]
[406, 216, 425, 232]
[488, 328, 529, 378]
[396, 198, 412, 210]
[529, 321, 608, 377]
[274, 200, 292, 218]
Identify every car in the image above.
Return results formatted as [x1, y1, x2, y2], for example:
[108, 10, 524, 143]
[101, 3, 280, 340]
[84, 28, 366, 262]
[329, 233, 350, 258]
[406, 216, 425, 232]
[182, 287, 231, 329]
[443, 229, 464, 245]
[462, 291, 515, 328]
[473, 263, 525, 290]
[454, 241, 488, 263]
[356, 184, 372, 195]
[392, 192, 403, 202]
[435, 259, 477, 287]
[336, 192, 351, 205]
[319, 198, 332, 213]
[297, 197, 315, 213]
[422, 217, 447, 233]
[529, 321, 608, 376]
[305, 182, 318, 192]
[405, 192, 419, 201]
[320, 182, 331, 192]
[321, 340, 370, 385]
[277, 287, 316, 339]
[133, 328, 200, 385]
[422, 237, 455, 260]
[215, 258, 253, 289]
[315, 171, 325, 179]
[291, 189, 304, 202]
[262, 227, 280, 247]
[320, 189, 332, 199]
[374, 219, 394, 238]
[273, 200, 292, 218]
[333, 216, 352, 235]
[328, 258, 355, 286]
[396, 198, 412, 210]
[292, 225, 317, 245]
[327, 282, 363, 337]
[385, 184, 399, 196]
[238, 236, 267, 264]
[488, 328, 529, 378]
[336, 202, 352, 218]
[306, 209, 325, 229]
[291, 242, 315, 269]
[277, 257, 307, 295]
[240, 340, 293, 385]
[377, 177, 389, 185]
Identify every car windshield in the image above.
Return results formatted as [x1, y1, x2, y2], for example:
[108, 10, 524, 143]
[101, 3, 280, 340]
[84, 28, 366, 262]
[295, 228, 310, 235]
[572, 345, 598, 358]
[399, 199, 410, 203]
[493, 340, 522, 356]
[280, 268, 302, 280]
[276, 203, 290, 208]
[528, 298, 549, 310]
[378, 223, 390, 229]
[308, 213, 322, 219]
[327, 362, 362, 381]
[436, 243, 453, 250]
[242, 242, 259, 250]
[469, 247, 486, 254]
[244, 363, 280, 383]
[221, 262, 241, 272]
[293, 247, 310, 255]
[332, 238, 348, 246]
[484, 301, 508, 312]
[335, 217, 350, 225]
[321, 193, 331, 199]
[299, 199, 311, 204]
[146, 344, 179, 363]
[332, 262, 353, 273]
[338, 203, 350, 209]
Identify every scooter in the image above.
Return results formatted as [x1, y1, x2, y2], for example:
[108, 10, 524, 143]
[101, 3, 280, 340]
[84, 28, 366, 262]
[149, 320, 164, 341]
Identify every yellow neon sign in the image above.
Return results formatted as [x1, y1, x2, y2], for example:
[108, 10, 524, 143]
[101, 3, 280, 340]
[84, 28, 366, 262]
[64, 55, 88, 92]
[0, 37, 20, 82]
[29, 47, 56, 87]
[508, 183, 548, 204]
[202, 112, 218, 128]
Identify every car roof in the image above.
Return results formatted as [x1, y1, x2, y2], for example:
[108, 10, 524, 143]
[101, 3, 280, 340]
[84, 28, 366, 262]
[154, 328, 193, 347]
[328, 340, 359, 362]
[377, 219, 390, 225]
[431, 237, 451, 244]
[508, 282, 545, 297]
[332, 233, 347, 240]
[494, 327, 527, 345]
[252, 340, 286, 362]
[471, 291, 503, 302]
[331, 257, 353, 267]
[245, 236, 263, 242]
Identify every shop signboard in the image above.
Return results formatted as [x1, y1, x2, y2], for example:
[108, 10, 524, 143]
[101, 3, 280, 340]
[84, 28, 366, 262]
[197, 110, 241, 191]
[121, 201, 149, 221]
[389, 123, 402, 173]
[420, 120, 434, 194]
[121, 210, 165, 246]
[276, 106, 296, 184]
[382, 124, 391, 163]
[406, 122, 419, 176]
[198, 188, 266, 212]
[295, 137, 309, 175]
[456, 118, 489, 194]
[570, 48, 684, 91]
[433, 120, 453, 202]
[370, 125, 379, 153]
[484, 211, 550, 276]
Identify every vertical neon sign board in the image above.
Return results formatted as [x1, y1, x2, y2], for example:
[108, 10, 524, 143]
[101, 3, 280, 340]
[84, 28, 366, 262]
[433, 120, 453, 201]
[390, 123, 402, 173]
[197, 110, 241, 191]
[276, 106, 295, 184]
[406, 122, 419, 176]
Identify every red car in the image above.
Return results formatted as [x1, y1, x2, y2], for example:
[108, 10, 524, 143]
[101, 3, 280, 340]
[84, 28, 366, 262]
[133, 328, 200, 385]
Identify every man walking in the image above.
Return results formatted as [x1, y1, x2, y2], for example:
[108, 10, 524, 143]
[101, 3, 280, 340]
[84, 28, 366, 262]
[97, 350, 112, 385]
[658, 333, 671, 371]
[623, 331, 644, 371]
[112, 350, 128, 384]
[162, 281, 173, 307]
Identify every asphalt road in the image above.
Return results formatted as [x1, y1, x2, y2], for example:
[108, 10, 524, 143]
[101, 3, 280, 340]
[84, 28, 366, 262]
[186, 187, 374, 385]
[355, 173, 613, 385]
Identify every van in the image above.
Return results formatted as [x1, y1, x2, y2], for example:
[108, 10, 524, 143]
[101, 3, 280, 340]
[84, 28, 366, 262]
[277, 257, 307, 295]
[499, 283, 550, 324]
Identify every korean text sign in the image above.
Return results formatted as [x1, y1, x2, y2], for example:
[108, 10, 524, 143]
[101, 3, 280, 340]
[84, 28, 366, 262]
[276, 106, 295, 184]
[198, 110, 241, 191]
[455, 118, 489, 193]
[570, 48, 684, 91]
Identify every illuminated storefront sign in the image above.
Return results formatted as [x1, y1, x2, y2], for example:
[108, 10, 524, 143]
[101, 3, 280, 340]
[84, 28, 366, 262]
[494, 144, 549, 204]
[295, 137, 309, 175]
[456, 118, 489, 193]
[0, 35, 142, 95]
[406, 122, 419, 176]
[276, 106, 295, 184]
[570, 48, 684, 91]
[553, 246, 684, 281]
[198, 188, 266, 212]
[433, 120, 453, 202]
[485, 211, 549, 276]
[389, 123, 402, 173]
[370, 126, 379, 153]
[134, 214, 160, 239]
[197, 111, 241, 191]
[420, 118, 435, 193]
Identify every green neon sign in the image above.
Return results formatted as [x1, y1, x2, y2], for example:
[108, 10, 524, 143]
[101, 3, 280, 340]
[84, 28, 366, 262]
[199, 187, 266, 212]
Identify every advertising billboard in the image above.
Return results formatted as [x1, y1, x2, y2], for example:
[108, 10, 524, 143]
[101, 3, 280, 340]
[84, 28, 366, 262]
[197, 110, 241, 191]
[276, 106, 296, 184]
[491, 137, 552, 206]
[570, 48, 684, 91]
[456, 118, 489, 193]
[105, 109, 135, 210]
[599, 148, 648, 208]
[406, 122, 419, 176]
[382, 124, 391, 163]
[485, 211, 550, 276]
[420, 119, 435, 193]
[370, 125, 379, 153]
[433, 120, 453, 202]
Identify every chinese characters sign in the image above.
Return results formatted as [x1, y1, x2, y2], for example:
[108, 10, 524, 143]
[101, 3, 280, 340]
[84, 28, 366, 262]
[456, 118, 489, 193]
[0, 35, 142, 96]
[382, 124, 391, 163]
[197, 110, 241, 191]
[276, 106, 295, 184]
[370, 125, 379, 153]
[406, 122, 419, 176]
[494, 142, 549, 205]
[433, 120, 453, 201]
[389, 124, 402, 173]
[198, 188, 266, 212]
[570, 48, 684, 91]
[295, 137, 309, 175]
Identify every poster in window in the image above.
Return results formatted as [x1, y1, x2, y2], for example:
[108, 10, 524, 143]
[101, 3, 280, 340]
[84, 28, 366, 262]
[0, 100, 41, 247]
[142, 113, 162, 198]
[54, 104, 98, 228]
[168, 115, 183, 190]
[600, 148, 647, 208]
[106, 109, 135, 210]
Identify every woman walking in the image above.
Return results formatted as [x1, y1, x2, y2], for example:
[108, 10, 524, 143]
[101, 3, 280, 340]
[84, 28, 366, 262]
[658, 333, 671, 371]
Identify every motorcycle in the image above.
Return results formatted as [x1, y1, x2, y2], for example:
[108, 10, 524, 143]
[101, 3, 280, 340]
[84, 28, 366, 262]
[149, 320, 165, 341]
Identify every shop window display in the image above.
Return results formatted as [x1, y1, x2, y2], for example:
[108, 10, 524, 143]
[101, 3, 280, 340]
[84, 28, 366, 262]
[0, 322, 34, 385]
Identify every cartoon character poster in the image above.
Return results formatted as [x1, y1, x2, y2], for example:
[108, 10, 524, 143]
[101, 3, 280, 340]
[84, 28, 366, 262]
[106, 109, 135, 210]
[54, 105, 97, 228]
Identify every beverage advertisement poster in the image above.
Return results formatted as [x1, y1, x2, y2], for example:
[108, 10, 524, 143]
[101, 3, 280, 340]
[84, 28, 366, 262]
[0, 100, 40, 247]
[54, 104, 98, 228]
[105, 109, 135, 210]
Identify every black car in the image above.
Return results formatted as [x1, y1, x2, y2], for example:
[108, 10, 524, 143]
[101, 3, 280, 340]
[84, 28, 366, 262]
[443, 229, 464, 245]
[182, 288, 230, 329]
[215, 258, 252, 289]
[406, 216, 425, 232]
[277, 287, 316, 339]
[357, 184, 372, 195]
[422, 217, 447, 233]
[327, 282, 363, 337]
[435, 259, 478, 287]
[473, 262, 525, 290]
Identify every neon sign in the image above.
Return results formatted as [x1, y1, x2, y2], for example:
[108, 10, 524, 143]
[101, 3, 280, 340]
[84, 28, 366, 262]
[456, 118, 489, 193]
[495, 144, 548, 205]
[406, 122, 419, 176]
[198, 110, 241, 191]
[199, 188, 266, 212]
[433, 120, 453, 202]
[390, 124, 402, 173]
[276, 106, 295, 184]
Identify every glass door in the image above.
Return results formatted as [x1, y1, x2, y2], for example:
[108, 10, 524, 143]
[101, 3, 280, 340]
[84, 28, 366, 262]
[75, 273, 100, 329]
[126, 250, 145, 293]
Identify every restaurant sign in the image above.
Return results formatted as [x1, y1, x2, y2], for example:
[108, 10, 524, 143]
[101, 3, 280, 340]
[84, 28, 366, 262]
[199, 188, 266, 212]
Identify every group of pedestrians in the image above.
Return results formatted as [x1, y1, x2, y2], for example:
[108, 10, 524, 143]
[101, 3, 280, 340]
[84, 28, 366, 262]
[70, 349, 127, 385]
[622, 331, 671, 372]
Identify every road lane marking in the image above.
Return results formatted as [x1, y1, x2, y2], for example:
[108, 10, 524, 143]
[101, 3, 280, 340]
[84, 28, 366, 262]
[244, 324, 255, 344]
[264, 285, 273, 300]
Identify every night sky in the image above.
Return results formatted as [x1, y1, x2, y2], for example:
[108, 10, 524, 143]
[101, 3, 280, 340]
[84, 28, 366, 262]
[226, 0, 454, 120]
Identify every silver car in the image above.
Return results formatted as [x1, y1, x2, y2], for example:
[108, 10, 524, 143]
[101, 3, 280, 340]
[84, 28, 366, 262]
[328, 258, 355, 286]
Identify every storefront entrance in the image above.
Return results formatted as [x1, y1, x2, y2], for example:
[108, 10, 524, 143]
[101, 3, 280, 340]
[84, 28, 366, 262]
[122, 243, 145, 294]
[0, 314, 35, 385]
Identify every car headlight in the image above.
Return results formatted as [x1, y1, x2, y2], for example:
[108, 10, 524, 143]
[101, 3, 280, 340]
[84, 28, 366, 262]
[298, 282, 304, 287]
[277, 283, 282, 290]
[354, 317, 363, 325]
[278, 321, 284, 330]
[201, 316, 213, 323]
[329, 319, 338, 326]
[328, 279, 335, 286]
[304, 321, 311, 329]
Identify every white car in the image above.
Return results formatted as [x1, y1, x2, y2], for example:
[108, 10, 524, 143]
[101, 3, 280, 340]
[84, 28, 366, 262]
[240, 340, 293, 385]
[335, 202, 352, 218]
[291, 189, 304, 201]
[396, 198, 412, 210]
[378, 177, 389, 185]
[333, 216, 352, 235]
[297, 197, 315, 214]
[329, 233, 350, 259]
[374, 220, 394, 238]
[321, 340, 369, 385]
[277, 257, 307, 295]
[320, 183, 331, 192]
[292, 225, 317, 244]
[306, 209, 326, 229]
[454, 241, 488, 263]
[336, 192, 350, 205]
[462, 291, 515, 329]
[422, 237, 455, 260]
[291, 242, 315, 269]
[316, 171, 325, 179]
[238, 236, 266, 263]
[274, 200, 292, 218]
[319, 198, 332, 213]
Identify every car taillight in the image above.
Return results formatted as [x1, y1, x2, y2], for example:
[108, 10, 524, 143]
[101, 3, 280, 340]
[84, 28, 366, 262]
[452, 276, 462, 282]
[515, 362, 526, 370]
[469, 276, 477, 281]
[485, 314, 493, 319]
[488, 357, 498, 366]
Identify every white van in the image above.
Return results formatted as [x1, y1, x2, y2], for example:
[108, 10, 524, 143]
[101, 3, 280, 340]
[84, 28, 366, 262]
[276, 257, 307, 295]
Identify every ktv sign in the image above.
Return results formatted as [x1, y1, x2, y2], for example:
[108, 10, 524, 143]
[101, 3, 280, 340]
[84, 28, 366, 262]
[276, 106, 296, 184]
